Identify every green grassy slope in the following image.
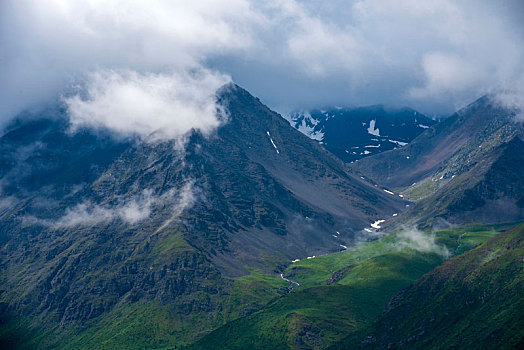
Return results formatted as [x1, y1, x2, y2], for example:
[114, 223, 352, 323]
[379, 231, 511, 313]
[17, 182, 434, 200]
[0, 229, 289, 350]
[189, 223, 515, 349]
[335, 223, 524, 349]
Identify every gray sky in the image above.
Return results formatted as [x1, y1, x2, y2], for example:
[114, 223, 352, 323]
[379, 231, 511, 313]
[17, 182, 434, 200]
[1, 0, 524, 133]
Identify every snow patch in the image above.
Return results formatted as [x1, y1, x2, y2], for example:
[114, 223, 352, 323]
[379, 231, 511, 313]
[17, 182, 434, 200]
[367, 119, 380, 136]
[383, 189, 394, 195]
[389, 139, 408, 147]
[418, 124, 430, 129]
[371, 219, 386, 229]
[266, 131, 280, 154]
[287, 112, 324, 141]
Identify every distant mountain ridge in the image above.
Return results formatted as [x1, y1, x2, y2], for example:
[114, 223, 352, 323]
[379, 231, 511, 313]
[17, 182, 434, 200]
[351, 96, 524, 226]
[286, 106, 436, 162]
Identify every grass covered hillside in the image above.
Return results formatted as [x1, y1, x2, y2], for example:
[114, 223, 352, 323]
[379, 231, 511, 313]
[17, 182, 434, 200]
[189, 223, 516, 349]
[335, 222, 524, 349]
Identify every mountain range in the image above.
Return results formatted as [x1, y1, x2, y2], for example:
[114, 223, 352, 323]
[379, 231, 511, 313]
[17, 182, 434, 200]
[352, 96, 524, 228]
[0, 85, 405, 348]
[0, 85, 522, 349]
[287, 106, 436, 162]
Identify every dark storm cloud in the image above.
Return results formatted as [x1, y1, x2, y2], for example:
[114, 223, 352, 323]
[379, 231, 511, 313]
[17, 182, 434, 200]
[1, 0, 524, 131]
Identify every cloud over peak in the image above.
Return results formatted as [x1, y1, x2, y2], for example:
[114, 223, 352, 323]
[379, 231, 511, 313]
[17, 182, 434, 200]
[1, 0, 524, 122]
[65, 69, 230, 141]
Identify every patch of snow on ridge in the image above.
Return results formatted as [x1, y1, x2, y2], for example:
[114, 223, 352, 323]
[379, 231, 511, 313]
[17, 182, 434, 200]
[383, 189, 394, 195]
[367, 119, 380, 136]
[266, 131, 280, 154]
[418, 124, 430, 129]
[371, 219, 386, 229]
[389, 139, 408, 146]
[288, 112, 324, 141]
[365, 144, 381, 148]
[309, 129, 324, 141]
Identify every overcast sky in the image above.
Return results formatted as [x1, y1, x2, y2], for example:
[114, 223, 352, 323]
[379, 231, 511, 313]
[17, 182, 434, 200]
[1, 0, 524, 132]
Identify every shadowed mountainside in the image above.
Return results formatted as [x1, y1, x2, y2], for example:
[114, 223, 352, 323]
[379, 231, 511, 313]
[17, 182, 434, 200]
[287, 106, 435, 162]
[0, 85, 405, 348]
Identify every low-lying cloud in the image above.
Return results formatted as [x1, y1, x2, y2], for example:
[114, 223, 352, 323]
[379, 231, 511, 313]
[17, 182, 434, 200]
[65, 69, 230, 141]
[393, 228, 450, 257]
[56, 190, 155, 227]
[24, 182, 196, 228]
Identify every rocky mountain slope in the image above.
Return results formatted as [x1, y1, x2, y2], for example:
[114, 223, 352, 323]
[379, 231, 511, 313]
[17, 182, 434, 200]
[407, 136, 524, 226]
[0, 85, 405, 348]
[351, 96, 523, 226]
[287, 106, 435, 162]
[352, 96, 521, 188]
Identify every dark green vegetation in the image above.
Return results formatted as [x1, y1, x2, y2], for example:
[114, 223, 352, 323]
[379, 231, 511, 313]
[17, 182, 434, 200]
[335, 222, 524, 350]
[190, 223, 516, 349]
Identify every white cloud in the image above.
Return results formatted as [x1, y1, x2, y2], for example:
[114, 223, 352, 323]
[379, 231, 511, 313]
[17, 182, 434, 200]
[0, 0, 258, 123]
[1, 0, 524, 119]
[492, 73, 524, 122]
[54, 189, 156, 227]
[393, 228, 450, 257]
[65, 69, 230, 141]
[409, 52, 484, 99]
[145, 181, 197, 234]
[23, 183, 196, 228]
[0, 196, 17, 213]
